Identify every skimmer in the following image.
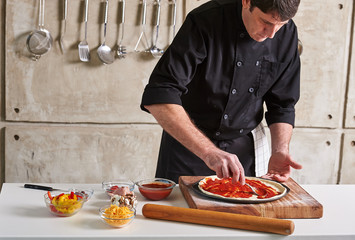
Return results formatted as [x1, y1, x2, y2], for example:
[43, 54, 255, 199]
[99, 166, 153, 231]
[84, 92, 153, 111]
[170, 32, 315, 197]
[26, 0, 53, 61]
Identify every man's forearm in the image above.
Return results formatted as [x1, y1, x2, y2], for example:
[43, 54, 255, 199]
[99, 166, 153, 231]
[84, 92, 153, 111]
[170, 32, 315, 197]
[144, 103, 217, 160]
[145, 103, 247, 184]
[268, 122, 293, 154]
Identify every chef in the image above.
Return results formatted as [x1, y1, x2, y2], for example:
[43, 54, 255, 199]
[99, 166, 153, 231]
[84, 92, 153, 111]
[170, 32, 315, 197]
[140, 0, 303, 185]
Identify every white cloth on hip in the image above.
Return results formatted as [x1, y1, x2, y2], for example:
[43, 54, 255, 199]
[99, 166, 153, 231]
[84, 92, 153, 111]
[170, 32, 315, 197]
[251, 123, 270, 177]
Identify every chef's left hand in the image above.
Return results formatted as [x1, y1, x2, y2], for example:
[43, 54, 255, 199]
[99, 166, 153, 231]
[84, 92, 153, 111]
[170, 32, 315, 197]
[262, 151, 302, 182]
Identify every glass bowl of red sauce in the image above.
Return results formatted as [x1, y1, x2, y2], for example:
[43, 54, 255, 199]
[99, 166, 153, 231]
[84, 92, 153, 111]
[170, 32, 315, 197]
[136, 178, 176, 200]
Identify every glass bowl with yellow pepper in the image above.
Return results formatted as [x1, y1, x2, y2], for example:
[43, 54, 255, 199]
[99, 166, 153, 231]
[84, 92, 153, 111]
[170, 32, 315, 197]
[44, 191, 85, 217]
[99, 204, 136, 228]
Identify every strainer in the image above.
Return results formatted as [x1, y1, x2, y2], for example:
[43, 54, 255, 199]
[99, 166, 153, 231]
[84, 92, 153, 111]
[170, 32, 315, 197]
[26, 0, 53, 61]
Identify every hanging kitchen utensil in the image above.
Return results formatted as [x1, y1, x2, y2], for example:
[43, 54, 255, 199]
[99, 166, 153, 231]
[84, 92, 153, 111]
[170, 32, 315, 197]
[116, 0, 126, 59]
[97, 0, 114, 64]
[26, 0, 53, 61]
[134, 0, 149, 52]
[78, 0, 90, 62]
[171, 0, 177, 41]
[150, 0, 164, 58]
[59, 0, 68, 54]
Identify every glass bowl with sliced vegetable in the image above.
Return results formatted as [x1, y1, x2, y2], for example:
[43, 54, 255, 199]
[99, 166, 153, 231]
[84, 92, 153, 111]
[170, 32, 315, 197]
[44, 191, 85, 217]
[99, 204, 136, 228]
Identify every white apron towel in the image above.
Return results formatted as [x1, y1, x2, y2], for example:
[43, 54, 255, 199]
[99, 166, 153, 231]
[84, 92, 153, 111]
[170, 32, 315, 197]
[251, 123, 270, 177]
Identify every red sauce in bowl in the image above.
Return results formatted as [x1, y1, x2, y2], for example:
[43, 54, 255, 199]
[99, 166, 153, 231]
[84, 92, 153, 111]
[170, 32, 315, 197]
[138, 182, 174, 200]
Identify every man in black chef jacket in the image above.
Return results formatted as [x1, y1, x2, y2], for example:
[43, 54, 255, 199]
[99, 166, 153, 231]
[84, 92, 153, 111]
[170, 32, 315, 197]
[140, 0, 303, 185]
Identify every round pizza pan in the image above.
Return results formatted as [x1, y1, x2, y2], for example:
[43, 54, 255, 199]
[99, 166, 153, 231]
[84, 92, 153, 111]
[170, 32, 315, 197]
[192, 177, 290, 204]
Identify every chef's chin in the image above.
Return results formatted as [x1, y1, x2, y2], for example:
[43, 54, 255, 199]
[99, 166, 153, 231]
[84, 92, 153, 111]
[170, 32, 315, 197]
[252, 34, 268, 42]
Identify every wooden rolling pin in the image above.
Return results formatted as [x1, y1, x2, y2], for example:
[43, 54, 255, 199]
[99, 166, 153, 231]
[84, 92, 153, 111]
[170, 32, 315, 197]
[142, 204, 294, 235]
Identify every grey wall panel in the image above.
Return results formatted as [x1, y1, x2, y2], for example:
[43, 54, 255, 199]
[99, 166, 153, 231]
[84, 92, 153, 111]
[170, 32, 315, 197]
[293, 1, 352, 128]
[260, 127, 340, 184]
[339, 131, 355, 183]
[289, 128, 341, 184]
[0, 0, 5, 189]
[345, 10, 355, 128]
[5, 125, 162, 183]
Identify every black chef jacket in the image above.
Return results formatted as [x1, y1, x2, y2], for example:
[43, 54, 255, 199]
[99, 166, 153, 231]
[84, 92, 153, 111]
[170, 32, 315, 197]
[140, 0, 300, 182]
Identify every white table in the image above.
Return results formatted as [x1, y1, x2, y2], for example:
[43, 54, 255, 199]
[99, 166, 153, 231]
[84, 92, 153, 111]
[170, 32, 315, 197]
[0, 183, 354, 239]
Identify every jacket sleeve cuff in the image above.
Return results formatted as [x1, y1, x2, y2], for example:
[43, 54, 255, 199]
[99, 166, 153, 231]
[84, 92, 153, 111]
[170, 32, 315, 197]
[265, 109, 295, 127]
[140, 87, 183, 113]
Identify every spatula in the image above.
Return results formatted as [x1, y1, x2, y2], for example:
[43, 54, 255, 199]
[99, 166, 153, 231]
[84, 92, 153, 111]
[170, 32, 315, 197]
[78, 0, 90, 62]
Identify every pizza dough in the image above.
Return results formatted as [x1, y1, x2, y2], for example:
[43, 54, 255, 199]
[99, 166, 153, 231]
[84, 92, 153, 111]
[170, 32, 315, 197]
[198, 175, 288, 202]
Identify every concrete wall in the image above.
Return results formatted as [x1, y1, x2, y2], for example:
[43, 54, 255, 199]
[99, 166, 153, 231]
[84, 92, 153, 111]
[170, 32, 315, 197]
[0, 0, 5, 189]
[1, 0, 354, 190]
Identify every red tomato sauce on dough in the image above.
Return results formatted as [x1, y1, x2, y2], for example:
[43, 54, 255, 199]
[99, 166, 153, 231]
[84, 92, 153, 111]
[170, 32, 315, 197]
[201, 178, 280, 199]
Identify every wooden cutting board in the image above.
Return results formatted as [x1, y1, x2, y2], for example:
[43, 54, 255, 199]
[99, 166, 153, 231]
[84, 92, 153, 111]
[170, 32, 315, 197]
[179, 176, 323, 219]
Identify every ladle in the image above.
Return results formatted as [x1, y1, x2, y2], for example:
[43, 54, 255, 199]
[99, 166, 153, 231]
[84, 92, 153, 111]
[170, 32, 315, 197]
[97, 0, 114, 64]
[26, 0, 53, 61]
[150, 0, 164, 58]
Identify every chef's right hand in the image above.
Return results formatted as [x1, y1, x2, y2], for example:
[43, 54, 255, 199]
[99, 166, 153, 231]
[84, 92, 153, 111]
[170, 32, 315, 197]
[203, 148, 246, 185]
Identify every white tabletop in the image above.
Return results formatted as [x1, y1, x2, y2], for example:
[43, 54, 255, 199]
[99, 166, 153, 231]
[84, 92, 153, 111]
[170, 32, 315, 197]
[0, 183, 354, 240]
